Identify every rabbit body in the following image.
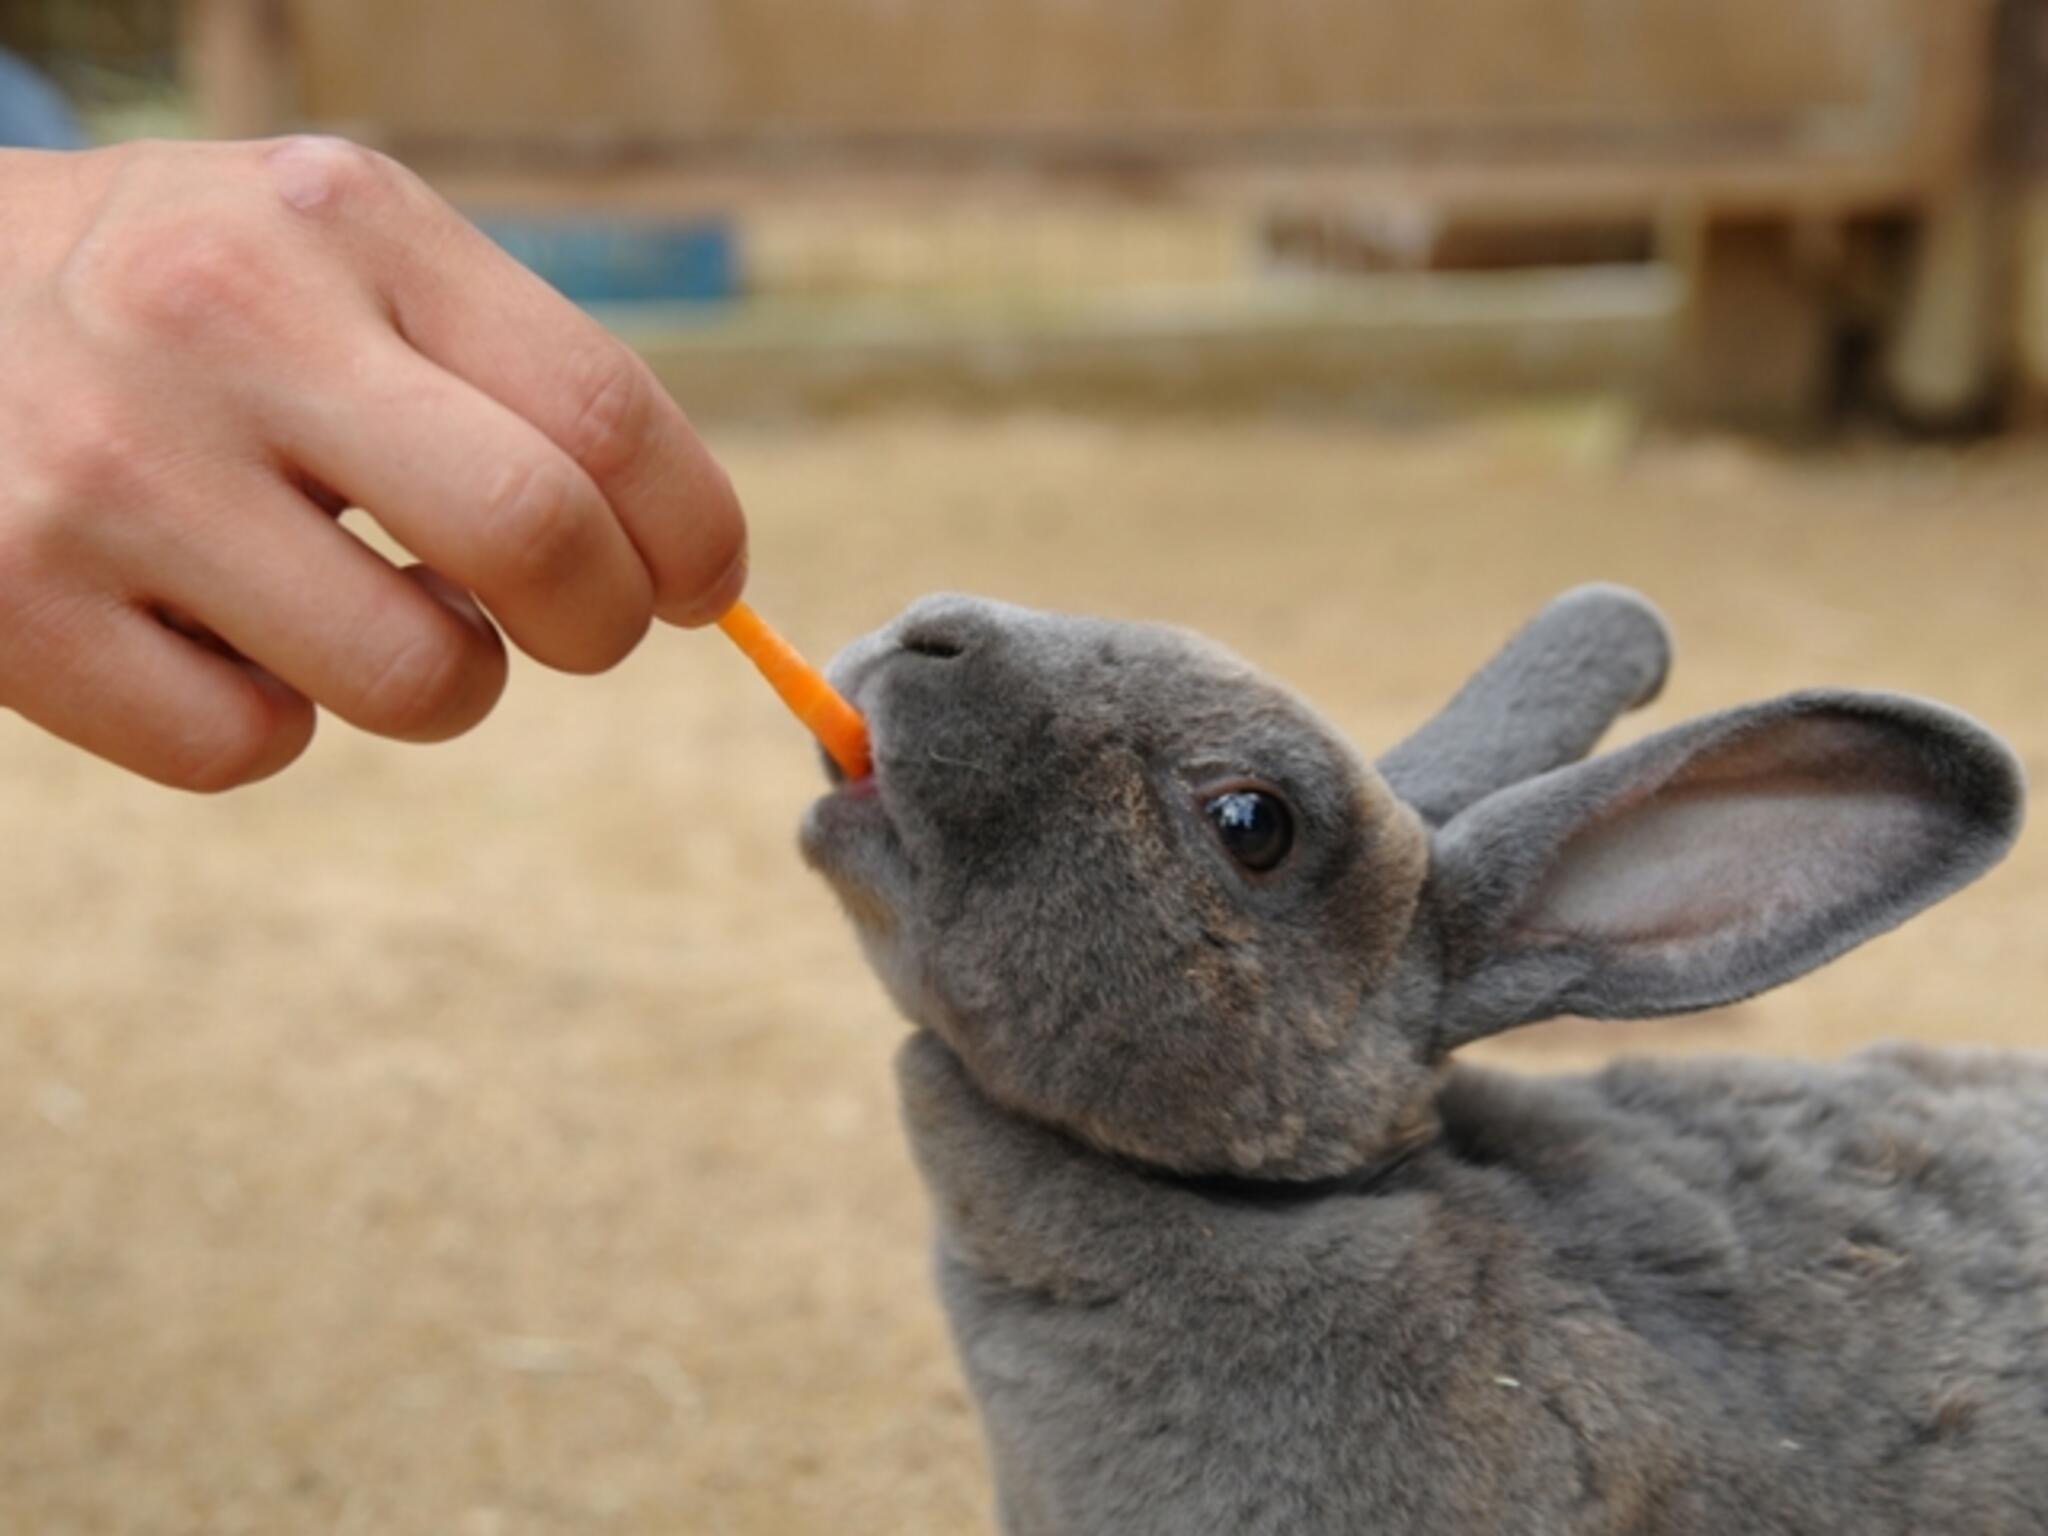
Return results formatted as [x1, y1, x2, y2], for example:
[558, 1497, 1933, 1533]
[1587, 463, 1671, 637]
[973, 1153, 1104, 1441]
[907, 1034, 2048, 1534]
[800, 588, 2032, 1535]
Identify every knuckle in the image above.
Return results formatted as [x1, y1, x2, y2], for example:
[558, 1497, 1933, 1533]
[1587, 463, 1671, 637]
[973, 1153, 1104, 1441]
[24, 389, 144, 507]
[0, 523, 30, 604]
[481, 457, 595, 589]
[85, 216, 278, 342]
[263, 134, 398, 217]
[352, 621, 473, 737]
[0, 528, 64, 646]
[561, 349, 655, 480]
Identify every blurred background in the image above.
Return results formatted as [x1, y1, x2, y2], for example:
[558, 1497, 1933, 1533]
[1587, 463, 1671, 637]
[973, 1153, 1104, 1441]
[1, 3, 2045, 1533]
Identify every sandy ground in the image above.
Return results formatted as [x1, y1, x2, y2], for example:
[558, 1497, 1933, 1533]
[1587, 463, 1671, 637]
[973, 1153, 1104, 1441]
[2, 413, 2045, 1535]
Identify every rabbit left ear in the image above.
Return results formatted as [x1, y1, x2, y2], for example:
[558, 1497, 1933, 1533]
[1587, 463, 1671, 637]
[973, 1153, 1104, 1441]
[1425, 691, 2025, 1048]
[1378, 584, 1673, 826]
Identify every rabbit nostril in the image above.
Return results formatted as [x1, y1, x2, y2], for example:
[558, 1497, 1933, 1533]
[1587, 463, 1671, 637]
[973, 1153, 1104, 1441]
[901, 632, 967, 661]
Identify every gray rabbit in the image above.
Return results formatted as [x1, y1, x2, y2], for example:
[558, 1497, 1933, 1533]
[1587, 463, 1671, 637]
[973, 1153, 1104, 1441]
[800, 585, 2034, 1535]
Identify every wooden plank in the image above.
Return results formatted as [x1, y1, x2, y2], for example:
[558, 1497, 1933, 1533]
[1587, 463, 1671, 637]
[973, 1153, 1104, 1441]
[181, 0, 293, 139]
[425, 157, 1937, 226]
[251, 0, 1997, 311]
[622, 266, 1675, 418]
[285, 0, 1922, 147]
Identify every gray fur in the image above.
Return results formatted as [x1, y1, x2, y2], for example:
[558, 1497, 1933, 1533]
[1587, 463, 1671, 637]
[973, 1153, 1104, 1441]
[1377, 582, 1672, 826]
[799, 588, 2032, 1536]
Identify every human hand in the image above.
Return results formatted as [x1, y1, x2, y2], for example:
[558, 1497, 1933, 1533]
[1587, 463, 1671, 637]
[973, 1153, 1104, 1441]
[0, 137, 746, 790]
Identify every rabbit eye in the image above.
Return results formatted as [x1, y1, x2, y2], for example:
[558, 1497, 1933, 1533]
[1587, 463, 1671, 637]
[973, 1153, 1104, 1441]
[1204, 789, 1295, 873]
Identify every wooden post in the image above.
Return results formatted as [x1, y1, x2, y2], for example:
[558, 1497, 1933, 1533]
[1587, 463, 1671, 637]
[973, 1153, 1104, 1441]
[1879, 0, 2003, 425]
[1883, 180, 2005, 426]
[1665, 214, 1835, 434]
[181, 0, 293, 140]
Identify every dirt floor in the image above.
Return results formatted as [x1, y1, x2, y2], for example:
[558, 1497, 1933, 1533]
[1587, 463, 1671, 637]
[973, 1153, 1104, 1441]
[2, 411, 2045, 1535]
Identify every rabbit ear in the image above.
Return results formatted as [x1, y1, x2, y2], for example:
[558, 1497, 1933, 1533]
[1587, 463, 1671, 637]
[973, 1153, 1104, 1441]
[1427, 691, 2025, 1048]
[1377, 584, 1673, 827]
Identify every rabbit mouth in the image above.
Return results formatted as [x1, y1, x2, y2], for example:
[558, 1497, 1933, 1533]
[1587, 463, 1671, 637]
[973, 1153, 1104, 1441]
[800, 715, 916, 919]
[818, 741, 880, 798]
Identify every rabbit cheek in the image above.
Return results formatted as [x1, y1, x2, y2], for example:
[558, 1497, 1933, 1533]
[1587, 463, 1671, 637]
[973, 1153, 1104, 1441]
[1345, 783, 1431, 978]
[799, 791, 916, 935]
[856, 923, 949, 1033]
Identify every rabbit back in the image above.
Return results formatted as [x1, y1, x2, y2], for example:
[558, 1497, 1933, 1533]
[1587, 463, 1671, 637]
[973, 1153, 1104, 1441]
[904, 1034, 2048, 1535]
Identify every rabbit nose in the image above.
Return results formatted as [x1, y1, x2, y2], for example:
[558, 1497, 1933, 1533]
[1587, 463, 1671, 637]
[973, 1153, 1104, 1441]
[894, 598, 991, 661]
[901, 627, 968, 661]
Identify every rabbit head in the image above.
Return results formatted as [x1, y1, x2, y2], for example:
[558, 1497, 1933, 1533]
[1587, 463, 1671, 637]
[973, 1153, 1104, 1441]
[800, 588, 2025, 1181]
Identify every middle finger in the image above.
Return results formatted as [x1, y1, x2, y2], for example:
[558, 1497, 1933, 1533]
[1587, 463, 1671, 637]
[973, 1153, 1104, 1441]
[277, 337, 656, 673]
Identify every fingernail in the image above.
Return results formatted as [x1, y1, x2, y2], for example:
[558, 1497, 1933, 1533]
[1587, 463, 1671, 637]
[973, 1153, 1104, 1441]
[406, 565, 499, 642]
[665, 539, 750, 628]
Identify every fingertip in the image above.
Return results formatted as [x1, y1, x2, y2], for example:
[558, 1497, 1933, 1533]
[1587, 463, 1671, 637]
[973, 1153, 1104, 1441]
[664, 532, 749, 628]
[167, 662, 317, 793]
[546, 593, 655, 676]
[654, 437, 748, 628]
[384, 564, 512, 739]
[232, 664, 320, 785]
[405, 563, 506, 651]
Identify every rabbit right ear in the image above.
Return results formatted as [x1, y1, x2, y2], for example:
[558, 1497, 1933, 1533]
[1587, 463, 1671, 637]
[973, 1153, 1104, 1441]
[1378, 584, 1672, 826]
[1426, 690, 2026, 1049]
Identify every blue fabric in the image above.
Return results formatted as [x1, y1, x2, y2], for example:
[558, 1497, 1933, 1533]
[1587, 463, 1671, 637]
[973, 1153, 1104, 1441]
[474, 214, 741, 305]
[0, 49, 85, 149]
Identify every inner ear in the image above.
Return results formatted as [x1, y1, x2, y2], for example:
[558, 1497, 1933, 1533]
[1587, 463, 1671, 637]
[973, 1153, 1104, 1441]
[1433, 692, 2024, 1045]
[1519, 716, 1950, 948]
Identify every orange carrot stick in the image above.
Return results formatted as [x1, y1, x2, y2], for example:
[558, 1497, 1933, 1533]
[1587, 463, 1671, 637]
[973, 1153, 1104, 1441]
[717, 601, 873, 780]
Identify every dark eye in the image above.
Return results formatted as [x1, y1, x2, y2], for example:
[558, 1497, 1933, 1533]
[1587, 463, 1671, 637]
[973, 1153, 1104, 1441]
[1204, 789, 1295, 873]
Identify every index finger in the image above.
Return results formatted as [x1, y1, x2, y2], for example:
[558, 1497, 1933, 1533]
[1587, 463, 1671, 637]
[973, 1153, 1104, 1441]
[265, 137, 747, 626]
